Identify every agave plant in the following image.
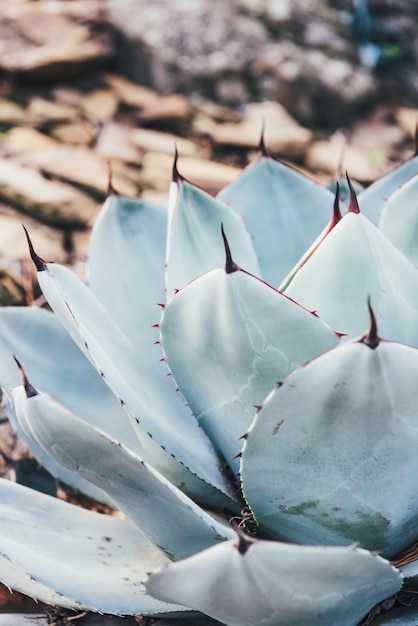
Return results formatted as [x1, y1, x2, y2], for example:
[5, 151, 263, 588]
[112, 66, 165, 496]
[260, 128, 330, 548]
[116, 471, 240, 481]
[1, 136, 418, 625]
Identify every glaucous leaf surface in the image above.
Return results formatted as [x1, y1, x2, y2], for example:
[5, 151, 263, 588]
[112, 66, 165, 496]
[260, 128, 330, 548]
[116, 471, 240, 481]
[217, 155, 334, 285]
[379, 174, 418, 267]
[146, 535, 402, 626]
[358, 153, 418, 225]
[160, 265, 339, 470]
[87, 194, 167, 351]
[0, 478, 186, 615]
[165, 177, 259, 296]
[34, 260, 236, 506]
[284, 212, 418, 345]
[241, 334, 418, 558]
[13, 383, 236, 560]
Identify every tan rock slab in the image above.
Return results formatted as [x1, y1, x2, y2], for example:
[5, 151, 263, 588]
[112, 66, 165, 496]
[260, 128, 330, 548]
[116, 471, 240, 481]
[0, 159, 99, 227]
[80, 89, 119, 124]
[0, 208, 66, 262]
[26, 97, 79, 124]
[50, 121, 96, 145]
[141, 152, 240, 194]
[2, 127, 58, 153]
[104, 74, 160, 109]
[0, 99, 26, 123]
[208, 101, 312, 157]
[0, 2, 114, 79]
[138, 94, 192, 122]
[395, 107, 418, 139]
[96, 122, 143, 164]
[130, 128, 198, 157]
[305, 138, 385, 183]
[18, 145, 138, 198]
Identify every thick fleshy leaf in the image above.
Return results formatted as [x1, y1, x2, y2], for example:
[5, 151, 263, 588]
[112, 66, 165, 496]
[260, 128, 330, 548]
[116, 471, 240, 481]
[87, 194, 167, 350]
[13, 384, 235, 560]
[160, 265, 339, 470]
[0, 306, 130, 502]
[379, 174, 418, 267]
[284, 212, 418, 345]
[217, 155, 334, 285]
[165, 176, 259, 296]
[31, 258, 236, 508]
[0, 307, 230, 509]
[241, 331, 418, 558]
[0, 478, 186, 615]
[146, 535, 402, 626]
[358, 154, 418, 224]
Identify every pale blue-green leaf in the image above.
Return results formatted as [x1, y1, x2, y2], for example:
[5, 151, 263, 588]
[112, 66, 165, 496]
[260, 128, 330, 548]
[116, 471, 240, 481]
[160, 267, 339, 471]
[165, 178, 259, 296]
[146, 536, 402, 626]
[35, 262, 237, 508]
[0, 307, 228, 509]
[0, 478, 185, 615]
[87, 194, 167, 350]
[358, 154, 418, 224]
[13, 385, 235, 560]
[379, 174, 418, 266]
[241, 337, 418, 558]
[217, 155, 334, 285]
[284, 212, 418, 345]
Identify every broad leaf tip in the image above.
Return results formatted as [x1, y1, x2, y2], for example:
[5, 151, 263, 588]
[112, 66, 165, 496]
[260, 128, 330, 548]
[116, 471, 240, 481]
[346, 173, 360, 214]
[221, 223, 239, 274]
[360, 297, 380, 349]
[23, 226, 46, 271]
[13, 356, 39, 398]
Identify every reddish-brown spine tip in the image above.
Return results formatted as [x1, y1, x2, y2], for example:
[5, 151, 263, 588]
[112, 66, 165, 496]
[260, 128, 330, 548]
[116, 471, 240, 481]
[360, 297, 380, 349]
[233, 524, 256, 555]
[107, 163, 119, 197]
[23, 226, 46, 271]
[172, 147, 183, 184]
[346, 173, 360, 214]
[13, 356, 39, 398]
[330, 181, 343, 228]
[258, 124, 268, 157]
[221, 223, 239, 274]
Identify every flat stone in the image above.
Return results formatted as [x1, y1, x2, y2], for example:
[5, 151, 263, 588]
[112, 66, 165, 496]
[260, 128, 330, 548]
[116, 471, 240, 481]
[2, 127, 58, 153]
[104, 74, 160, 109]
[0, 207, 66, 262]
[130, 128, 198, 157]
[141, 152, 240, 194]
[80, 89, 120, 123]
[0, 1, 115, 80]
[138, 94, 192, 122]
[26, 96, 79, 124]
[0, 98, 26, 123]
[0, 159, 99, 227]
[395, 107, 418, 139]
[208, 101, 312, 157]
[305, 138, 385, 183]
[51, 121, 96, 145]
[18, 145, 138, 198]
[96, 122, 143, 164]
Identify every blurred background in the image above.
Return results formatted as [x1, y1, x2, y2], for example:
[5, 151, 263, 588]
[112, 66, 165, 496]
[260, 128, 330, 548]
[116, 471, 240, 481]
[0, 0, 416, 302]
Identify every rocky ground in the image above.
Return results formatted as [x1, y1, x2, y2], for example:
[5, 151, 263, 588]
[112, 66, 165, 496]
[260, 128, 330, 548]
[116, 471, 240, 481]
[0, 0, 417, 621]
